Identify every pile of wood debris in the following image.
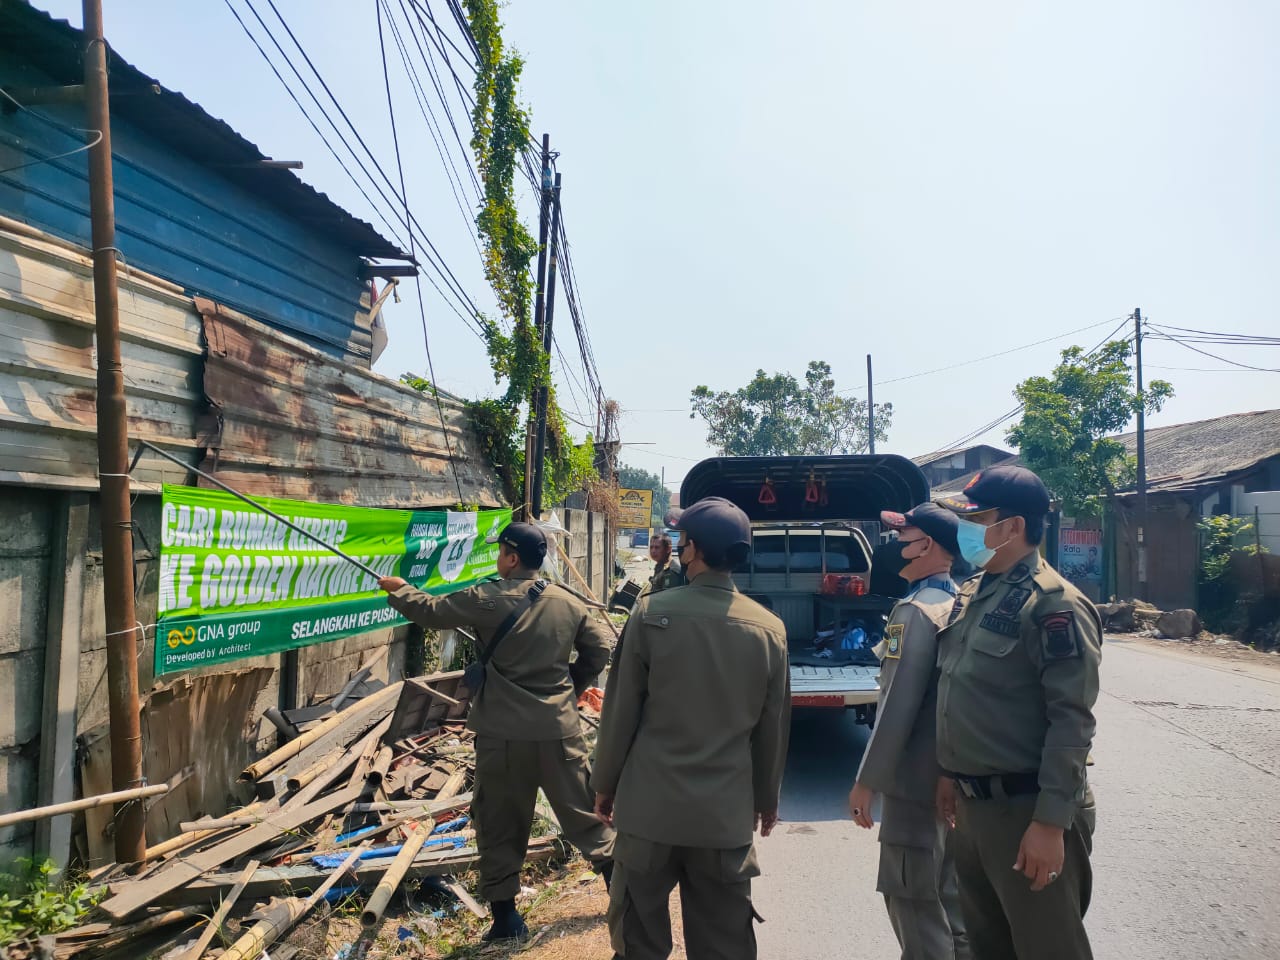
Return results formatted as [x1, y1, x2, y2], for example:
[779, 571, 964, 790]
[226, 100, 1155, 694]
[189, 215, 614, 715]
[43, 670, 563, 960]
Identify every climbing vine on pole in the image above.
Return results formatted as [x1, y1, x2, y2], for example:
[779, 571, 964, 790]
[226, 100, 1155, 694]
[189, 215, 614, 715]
[458, 0, 594, 510]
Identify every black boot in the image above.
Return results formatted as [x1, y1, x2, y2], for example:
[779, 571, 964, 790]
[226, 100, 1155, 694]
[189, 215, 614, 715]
[596, 859, 614, 892]
[483, 898, 529, 942]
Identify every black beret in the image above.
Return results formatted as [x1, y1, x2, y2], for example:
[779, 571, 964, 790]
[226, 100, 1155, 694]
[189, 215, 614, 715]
[936, 465, 1051, 517]
[881, 502, 960, 556]
[497, 522, 547, 567]
[672, 496, 751, 559]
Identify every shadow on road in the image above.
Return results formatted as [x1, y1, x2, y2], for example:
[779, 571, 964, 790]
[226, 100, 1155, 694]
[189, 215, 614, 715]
[779, 707, 872, 822]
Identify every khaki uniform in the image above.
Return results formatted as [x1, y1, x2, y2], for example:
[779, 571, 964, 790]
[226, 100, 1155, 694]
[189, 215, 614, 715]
[388, 572, 615, 901]
[642, 557, 686, 597]
[592, 573, 789, 960]
[936, 551, 1102, 960]
[856, 580, 970, 960]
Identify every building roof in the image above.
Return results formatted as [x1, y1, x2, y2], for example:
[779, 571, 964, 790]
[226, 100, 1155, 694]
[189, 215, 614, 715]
[1, 2, 407, 261]
[1113, 408, 1280, 495]
[911, 444, 1013, 468]
[928, 409, 1280, 499]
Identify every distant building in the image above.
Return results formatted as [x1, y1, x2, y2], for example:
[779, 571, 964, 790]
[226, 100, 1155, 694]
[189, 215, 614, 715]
[913, 444, 1015, 492]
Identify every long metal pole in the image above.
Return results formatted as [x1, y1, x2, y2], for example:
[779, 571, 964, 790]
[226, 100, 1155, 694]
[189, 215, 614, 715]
[84, 0, 146, 863]
[1134, 307, 1147, 601]
[531, 173, 563, 518]
[137, 442, 382, 579]
[866, 354, 876, 454]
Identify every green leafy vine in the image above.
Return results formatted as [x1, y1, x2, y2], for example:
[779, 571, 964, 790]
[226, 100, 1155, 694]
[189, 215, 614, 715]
[437, 0, 595, 509]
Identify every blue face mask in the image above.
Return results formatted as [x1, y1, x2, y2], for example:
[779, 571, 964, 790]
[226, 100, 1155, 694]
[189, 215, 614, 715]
[956, 517, 1009, 568]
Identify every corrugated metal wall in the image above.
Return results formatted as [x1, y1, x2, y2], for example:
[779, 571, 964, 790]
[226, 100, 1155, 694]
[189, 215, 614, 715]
[0, 216, 203, 489]
[0, 61, 377, 364]
[196, 298, 504, 509]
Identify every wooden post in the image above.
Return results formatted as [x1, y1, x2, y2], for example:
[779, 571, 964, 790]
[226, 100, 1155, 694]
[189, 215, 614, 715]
[36, 493, 90, 864]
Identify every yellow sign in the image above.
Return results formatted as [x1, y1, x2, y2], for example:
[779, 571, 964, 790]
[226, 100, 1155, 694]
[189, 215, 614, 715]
[617, 488, 654, 528]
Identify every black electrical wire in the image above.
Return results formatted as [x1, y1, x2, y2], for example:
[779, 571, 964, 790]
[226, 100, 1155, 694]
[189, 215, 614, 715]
[377, 0, 466, 503]
[1147, 325, 1280, 373]
[253, 0, 487, 329]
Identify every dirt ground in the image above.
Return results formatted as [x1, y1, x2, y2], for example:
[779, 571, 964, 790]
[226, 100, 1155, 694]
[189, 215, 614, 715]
[1124, 632, 1280, 669]
[277, 858, 674, 960]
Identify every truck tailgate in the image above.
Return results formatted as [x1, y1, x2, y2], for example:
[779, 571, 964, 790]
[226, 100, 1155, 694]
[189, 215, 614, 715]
[790, 663, 879, 707]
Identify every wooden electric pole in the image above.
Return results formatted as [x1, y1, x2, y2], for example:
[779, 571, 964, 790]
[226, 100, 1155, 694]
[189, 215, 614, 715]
[525, 134, 552, 518]
[1134, 307, 1148, 601]
[83, 0, 146, 863]
[866, 354, 875, 454]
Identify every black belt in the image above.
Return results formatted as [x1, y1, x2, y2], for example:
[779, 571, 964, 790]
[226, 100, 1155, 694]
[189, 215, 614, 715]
[944, 770, 1040, 800]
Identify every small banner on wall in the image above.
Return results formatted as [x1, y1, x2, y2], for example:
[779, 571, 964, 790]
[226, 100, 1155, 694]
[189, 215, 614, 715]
[155, 485, 510, 676]
[1058, 528, 1102, 583]
[616, 487, 653, 528]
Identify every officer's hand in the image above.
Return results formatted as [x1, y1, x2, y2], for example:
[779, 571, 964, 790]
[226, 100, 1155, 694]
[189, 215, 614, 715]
[848, 783, 875, 829]
[935, 777, 957, 829]
[1014, 821, 1065, 891]
[378, 576, 408, 593]
[594, 792, 615, 827]
[756, 810, 779, 837]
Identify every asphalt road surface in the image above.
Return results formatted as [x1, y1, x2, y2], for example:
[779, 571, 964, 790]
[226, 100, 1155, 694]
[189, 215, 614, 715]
[752, 636, 1280, 959]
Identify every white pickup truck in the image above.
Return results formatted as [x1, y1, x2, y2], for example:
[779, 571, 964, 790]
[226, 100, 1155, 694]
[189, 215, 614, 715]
[679, 454, 930, 725]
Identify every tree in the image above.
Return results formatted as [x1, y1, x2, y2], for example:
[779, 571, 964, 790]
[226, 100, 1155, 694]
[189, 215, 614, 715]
[690, 361, 892, 457]
[617, 464, 672, 525]
[1007, 341, 1173, 517]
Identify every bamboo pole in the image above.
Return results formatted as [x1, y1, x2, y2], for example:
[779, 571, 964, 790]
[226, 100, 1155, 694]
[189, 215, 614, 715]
[0, 784, 167, 829]
[362, 826, 429, 927]
[285, 744, 348, 793]
[216, 846, 363, 960]
[557, 542, 621, 639]
[240, 681, 401, 782]
[181, 860, 258, 960]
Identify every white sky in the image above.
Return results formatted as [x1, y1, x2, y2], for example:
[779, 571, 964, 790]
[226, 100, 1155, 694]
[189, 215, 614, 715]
[38, 1, 1280, 490]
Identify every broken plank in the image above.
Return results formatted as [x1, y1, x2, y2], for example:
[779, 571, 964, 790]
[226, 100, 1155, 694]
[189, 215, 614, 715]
[150, 839, 558, 908]
[179, 859, 258, 960]
[98, 783, 365, 919]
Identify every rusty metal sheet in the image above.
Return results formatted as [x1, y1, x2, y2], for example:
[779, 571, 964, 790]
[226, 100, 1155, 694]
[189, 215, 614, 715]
[196, 299, 504, 509]
[0, 221, 202, 492]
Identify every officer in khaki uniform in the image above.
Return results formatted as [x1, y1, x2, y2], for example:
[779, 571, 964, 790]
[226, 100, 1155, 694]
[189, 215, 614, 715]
[934, 466, 1102, 960]
[848, 504, 970, 960]
[378, 522, 614, 943]
[641, 531, 685, 596]
[592, 497, 789, 960]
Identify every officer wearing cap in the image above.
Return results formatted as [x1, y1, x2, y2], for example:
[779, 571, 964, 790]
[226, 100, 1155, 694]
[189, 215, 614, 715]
[934, 466, 1102, 960]
[642, 531, 686, 596]
[378, 521, 614, 943]
[848, 503, 970, 960]
[592, 497, 789, 960]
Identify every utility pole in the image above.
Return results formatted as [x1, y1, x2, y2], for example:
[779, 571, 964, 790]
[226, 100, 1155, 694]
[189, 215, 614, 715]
[1133, 307, 1148, 601]
[531, 172, 562, 519]
[866, 354, 876, 455]
[526, 134, 552, 519]
[84, 0, 145, 863]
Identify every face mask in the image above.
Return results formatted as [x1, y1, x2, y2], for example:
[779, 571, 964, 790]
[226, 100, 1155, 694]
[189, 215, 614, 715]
[956, 518, 1013, 568]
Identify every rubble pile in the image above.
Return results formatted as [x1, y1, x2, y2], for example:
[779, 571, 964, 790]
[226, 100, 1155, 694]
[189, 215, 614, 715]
[46, 670, 562, 960]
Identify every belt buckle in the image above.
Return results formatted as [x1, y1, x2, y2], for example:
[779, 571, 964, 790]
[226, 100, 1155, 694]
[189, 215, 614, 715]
[956, 777, 978, 800]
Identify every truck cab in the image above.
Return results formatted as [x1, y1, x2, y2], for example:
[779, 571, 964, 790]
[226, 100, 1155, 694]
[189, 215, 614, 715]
[680, 454, 929, 724]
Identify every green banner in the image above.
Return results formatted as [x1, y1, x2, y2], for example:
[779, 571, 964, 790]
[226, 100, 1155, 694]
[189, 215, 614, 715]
[155, 485, 510, 676]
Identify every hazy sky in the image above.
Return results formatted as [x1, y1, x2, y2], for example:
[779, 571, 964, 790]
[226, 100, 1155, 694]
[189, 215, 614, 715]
[38, 1, 1280, 490]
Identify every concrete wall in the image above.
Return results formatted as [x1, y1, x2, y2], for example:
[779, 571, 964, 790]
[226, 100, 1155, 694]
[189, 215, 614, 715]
[1234, 491, 1280, 554]
[0, 489, 407, 867]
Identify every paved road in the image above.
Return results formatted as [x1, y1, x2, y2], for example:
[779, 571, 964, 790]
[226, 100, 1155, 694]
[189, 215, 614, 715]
[753, 637, 1280, 959]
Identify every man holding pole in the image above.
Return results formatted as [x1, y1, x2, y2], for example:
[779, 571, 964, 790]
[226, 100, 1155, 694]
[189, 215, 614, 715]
[378, 522, 614, 943]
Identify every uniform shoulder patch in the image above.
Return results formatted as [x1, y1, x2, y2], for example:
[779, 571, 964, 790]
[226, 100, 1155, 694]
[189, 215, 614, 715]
[1039, 610, 1080, 660]
[885, 622, 904, 658]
